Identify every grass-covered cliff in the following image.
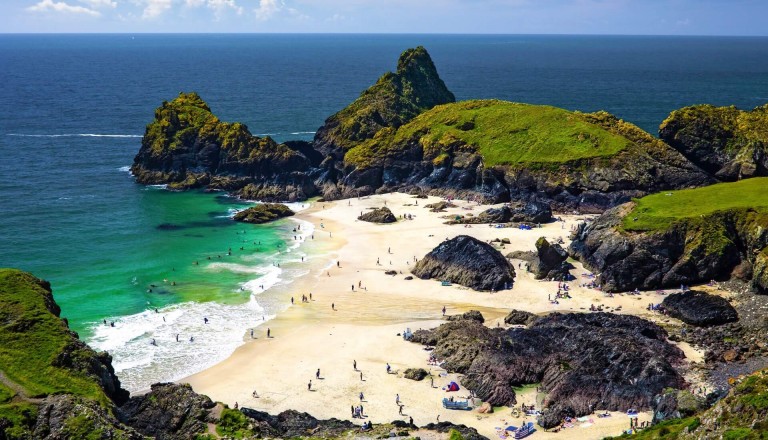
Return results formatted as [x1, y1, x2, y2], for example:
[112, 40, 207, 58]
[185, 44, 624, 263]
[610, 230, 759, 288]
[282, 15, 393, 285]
[131, 92, 314, 201]
[659, 103, 768, 180]
[313, 46, 455, 158]
[334, 99, 712, 210]
[570, 178, 768, 292]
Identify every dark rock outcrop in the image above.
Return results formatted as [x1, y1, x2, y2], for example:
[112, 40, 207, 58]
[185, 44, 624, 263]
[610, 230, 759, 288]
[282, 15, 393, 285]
[358, 207, 397, 223]
[33, 395, 144, 440]
[651, 389, 707, 424]
[410, 312, 686, 428]
[659, 104, 768, 180]
[131, 92, 316, 202]
[510, 200, 553, 223]
[117, 383, 215, 439]
[233, 203, 295, 224]
[411, 235, 515, 291]
[529, 237, 572, 281]
[660, 290, 738, 326]
[240, 408, 357, 438]
[506, 250, 536, 262]
[403, 368, 429, 381]
[503, 309, 538, 326]
[569, 202, 768, 293]
[421, 422, 488, 440]
[447, 310, 485, 324]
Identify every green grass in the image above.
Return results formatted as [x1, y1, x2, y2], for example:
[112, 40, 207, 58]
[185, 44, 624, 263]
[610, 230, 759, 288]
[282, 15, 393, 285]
[345, 100, 630, 168]
[609, 417, 699, 439]
[215, 407, 254, 438]
[622, 177, 768, 232]
[0, 402, 37, 438]
[0, 382, 16, 403]
[0, 269, 109, 405]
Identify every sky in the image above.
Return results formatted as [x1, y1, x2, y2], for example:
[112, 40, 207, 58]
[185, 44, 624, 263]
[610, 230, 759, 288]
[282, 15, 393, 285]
[1, 0, 767, 35]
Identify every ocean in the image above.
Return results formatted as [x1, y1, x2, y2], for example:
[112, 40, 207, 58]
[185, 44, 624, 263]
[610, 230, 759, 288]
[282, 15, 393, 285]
[1, 34, 767, 391]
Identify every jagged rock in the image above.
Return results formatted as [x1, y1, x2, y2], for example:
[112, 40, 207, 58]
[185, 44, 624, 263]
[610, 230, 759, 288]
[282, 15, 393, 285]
[118, 383, 214, 439]
[410, 312, 686, 429]
[425, 201, 455, 212]
[33, 395, 144, 440]
[358, 207, 397, 223]
[384, 270, 397, 276]
[403, 368, 429, 381]
[240, 408, 357, 438]
[660, 290, 738, 326]
[529, 237, 572, 281]
[412, 235, 515, 291]
[130, 92, 315, 201]
[421, 422, 488, 440]
[569, 200, 768, 293]
[503, 310, 538, 326]
[475, 206, 511, 223]
[510, 200, 553, 223]
[314, 46, 455, 160]
[652, 389, 707, 423]
[447, 310, 485, 324]
[233, 203, 295, 224]
[659, 104, 768, 180]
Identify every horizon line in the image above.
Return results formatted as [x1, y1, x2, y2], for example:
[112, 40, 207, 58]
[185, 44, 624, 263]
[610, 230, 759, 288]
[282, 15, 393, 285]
[1, 32, 767, 38]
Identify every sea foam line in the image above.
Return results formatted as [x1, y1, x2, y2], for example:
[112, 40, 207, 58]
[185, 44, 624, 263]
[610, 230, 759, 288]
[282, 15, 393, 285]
[7, 133, 142, 138]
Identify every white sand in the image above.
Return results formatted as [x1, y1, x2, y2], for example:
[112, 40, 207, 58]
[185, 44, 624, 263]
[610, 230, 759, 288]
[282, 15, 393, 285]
[182, 193, 679, 439]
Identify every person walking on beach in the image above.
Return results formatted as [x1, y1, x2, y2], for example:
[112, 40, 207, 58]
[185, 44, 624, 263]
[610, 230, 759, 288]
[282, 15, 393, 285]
[442, 306, 446, 316]
[267, 328, 271, 338]
[291, 297, 294, 305]
[409, 416, 413, 427]
[250, 329, 254, 338]
[395, 394, 400, 405]
[398, 404, 403, 415]
[332, 303, 335, 311]
[308, 380, 312, 391]
[316, 368, 320, 379]
[353, 360, 357, 370]
[386, 363, 391, 374]
[360, 372, 363, 381]
[359, 392, 364, 402]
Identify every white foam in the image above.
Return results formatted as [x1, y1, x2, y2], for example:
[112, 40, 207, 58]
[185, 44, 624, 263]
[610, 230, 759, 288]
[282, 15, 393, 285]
[289, 131, 316, 135]
[88, 299, 274, 392]
[241, 265, 283, 294]
[7, 133, 142, 138]
[118, 166, 132, 173]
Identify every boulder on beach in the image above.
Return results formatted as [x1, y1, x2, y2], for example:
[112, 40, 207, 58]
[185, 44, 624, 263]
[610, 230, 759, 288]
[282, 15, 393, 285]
[503, 309, 538, 326]
[358, 206, 397, 223]
[529, 237, 572, 281]
[411, 235, 515, 291]
[403, 368, 429, 381]
[660, 290, 738, 326]
[233, 203, 295, 224]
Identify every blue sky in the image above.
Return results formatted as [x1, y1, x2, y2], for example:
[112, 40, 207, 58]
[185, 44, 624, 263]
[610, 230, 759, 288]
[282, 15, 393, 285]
[2, 0, 767, 35]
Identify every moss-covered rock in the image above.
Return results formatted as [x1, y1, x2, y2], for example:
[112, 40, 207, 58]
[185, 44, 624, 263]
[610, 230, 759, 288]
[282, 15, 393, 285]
[233, 203, 295, 224]
[569, 179, 768, 292]
[131, 92, 315, 201]
[660, 104, 768, 180]
[313, 46, 455, 159]
[333, 100, 713, 211]
[357, 207, 397, 223]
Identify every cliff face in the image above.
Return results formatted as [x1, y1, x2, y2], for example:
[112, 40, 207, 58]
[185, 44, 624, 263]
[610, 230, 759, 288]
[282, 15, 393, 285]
[313, 46, 455, 160]
[328, 100, 713, 211]
[659, 104, 768, 180]
[131, 92, 315, 202]
[569, 179, 768, 292]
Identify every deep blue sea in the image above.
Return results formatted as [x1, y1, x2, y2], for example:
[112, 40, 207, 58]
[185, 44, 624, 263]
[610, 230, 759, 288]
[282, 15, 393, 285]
[1, 34, 767, 390]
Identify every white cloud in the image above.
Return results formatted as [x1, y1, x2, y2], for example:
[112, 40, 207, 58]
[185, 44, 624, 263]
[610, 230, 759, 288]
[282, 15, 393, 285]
[254, 0, 282, 20]
[184, 0, 204, 6]
[79, 0, 117, 8]
[141, 0, 172, 19]
[208, 0, 243, 17]
[27, 0, 100, 16]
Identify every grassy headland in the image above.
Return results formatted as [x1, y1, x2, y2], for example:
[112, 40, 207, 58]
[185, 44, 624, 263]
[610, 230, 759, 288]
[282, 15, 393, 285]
[622, 177, 768, 232]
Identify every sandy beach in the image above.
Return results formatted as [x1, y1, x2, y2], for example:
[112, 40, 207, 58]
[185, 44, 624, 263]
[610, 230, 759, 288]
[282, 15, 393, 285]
[182, 192, 694, 439]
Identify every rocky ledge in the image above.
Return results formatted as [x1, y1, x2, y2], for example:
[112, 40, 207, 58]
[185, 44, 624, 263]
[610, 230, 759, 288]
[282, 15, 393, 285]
[233, 203, 295, 224]
[660, 290, 738, 326]
[411, 235, 514, 291]
[529, 237, 572, 281]
[660, 103, 768, 180]
[358, 206, 397, 223]
[410, 311, 686, 429]
[569, 180, 768, 293]
[452, 201, 553, 225]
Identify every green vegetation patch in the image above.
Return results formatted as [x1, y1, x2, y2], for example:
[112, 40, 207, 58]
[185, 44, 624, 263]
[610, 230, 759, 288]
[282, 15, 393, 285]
[622, 177, 768, 232]
[0, 269, 108, 405]
[345, 100, 631, 168]
[216, 407, 254, 439]
[611, 416, 699, 439]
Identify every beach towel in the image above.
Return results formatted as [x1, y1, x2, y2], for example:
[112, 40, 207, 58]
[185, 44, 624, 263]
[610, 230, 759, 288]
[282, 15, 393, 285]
[580, 423, 593, 428]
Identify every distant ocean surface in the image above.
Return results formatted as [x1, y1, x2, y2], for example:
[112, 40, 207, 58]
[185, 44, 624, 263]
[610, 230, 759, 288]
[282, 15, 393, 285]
[1, 34, 767, 390]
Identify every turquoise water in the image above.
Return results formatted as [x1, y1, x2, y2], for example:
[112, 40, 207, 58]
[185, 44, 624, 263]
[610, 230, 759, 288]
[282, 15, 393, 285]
[1, 34, 767, 390]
